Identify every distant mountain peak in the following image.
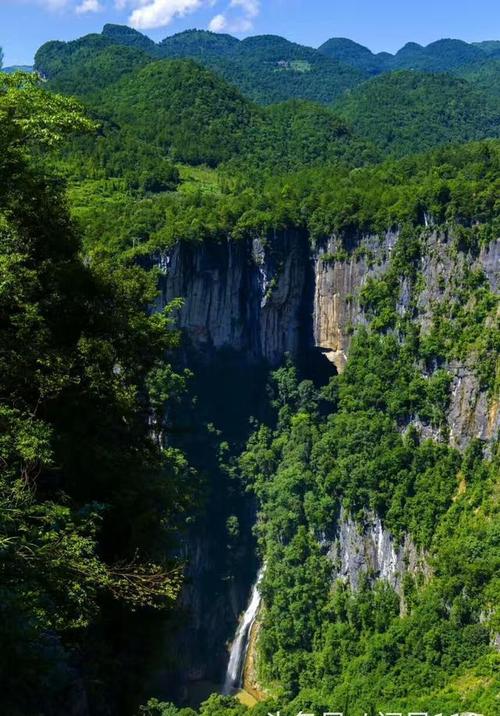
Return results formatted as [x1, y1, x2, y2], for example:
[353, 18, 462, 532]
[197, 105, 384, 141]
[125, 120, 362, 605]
[102, 23, 145, 36]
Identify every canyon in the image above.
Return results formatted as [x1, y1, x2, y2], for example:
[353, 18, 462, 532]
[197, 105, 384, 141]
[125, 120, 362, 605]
[156, 229, 499, 440]
[152, 228, 499, 700]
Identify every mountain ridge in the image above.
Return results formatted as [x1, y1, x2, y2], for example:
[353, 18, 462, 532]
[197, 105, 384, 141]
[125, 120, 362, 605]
[35, 25, 500, 106]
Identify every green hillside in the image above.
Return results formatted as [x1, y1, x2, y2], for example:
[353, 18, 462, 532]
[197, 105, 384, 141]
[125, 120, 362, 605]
[472, 39, 500, 55]
[37, 42, 373, 172]
[158, 31, 369, 105]
[319, 36, 494, 74]
[318, 37, 392, 73]
[334, 71, 500, 156]
[158, 28, 240, 58]
[40, 44, 151, 96]
[98, 59, 256, 166]
[454, 56, 500, 97]
[36, 28, 368, 106]
[389, 38, 486, 71]
[35, 26, 500, 110]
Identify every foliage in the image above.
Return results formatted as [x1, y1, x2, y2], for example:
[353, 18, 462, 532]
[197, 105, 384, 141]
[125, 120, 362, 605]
[334, 71, 500, 157]
[0, 74, 195, 714]
[36, 28, 367, 107]
[318, 37, 493, 75]
[6, 25, 500, 716]
[236, 292, 498, 713]
[454, 56, 500, 98]
[387, 38, 486, 72]
[318, 37, 388, 74]
[59, 135, 499, 263]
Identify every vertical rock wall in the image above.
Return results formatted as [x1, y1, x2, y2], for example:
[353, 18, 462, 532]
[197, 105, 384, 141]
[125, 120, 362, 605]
[153, 228, 498, 698]
[154, 229, 311, 365]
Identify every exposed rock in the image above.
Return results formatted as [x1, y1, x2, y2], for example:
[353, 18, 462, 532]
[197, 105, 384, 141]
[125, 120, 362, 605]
[155, 230, 498, 452]
[242, 616, 266, 701]
[154, 230, 310, 365]
[326, 506, 429, 608]
[448, 360, 499, 450]
[480, 238, 500, 292]
[152, 227, 498, 695]
[312, 233, 394, 371]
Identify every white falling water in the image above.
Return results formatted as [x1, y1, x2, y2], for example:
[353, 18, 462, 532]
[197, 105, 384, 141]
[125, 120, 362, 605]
[222, 566, 265, 695]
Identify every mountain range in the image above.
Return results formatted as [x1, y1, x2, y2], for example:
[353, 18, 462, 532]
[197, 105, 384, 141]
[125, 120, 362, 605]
[31, 24, 500, 172]
[34, 25, 500, 105]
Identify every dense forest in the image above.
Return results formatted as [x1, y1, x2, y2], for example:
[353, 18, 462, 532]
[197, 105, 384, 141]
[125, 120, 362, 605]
[0, 20, 499, 716]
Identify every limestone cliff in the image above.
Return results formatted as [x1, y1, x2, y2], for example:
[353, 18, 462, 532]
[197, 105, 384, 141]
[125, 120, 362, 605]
[325, 506, 429, 602]
[154, 227, 498, 698]
[157, 229, 498, 448]
[154, 230, 310, 364]
[313, 231, 499, 445]
[312, 232, 395, 371]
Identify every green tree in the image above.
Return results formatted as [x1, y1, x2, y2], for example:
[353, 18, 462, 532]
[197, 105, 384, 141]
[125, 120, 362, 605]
[0, 73, 194, 714]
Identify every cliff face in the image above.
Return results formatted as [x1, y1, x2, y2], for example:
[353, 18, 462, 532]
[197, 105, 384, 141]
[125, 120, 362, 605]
[325, 506, 429, 603]
[158, 229, 499, 449]
[155, 230, 310, 365]
[155, 228, 498, 698]
[314, 230, 499, 446]
[312, 233, 395, 371]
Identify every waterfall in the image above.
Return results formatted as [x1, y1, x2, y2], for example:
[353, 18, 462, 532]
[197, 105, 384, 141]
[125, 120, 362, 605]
[222, 566, 265, 695]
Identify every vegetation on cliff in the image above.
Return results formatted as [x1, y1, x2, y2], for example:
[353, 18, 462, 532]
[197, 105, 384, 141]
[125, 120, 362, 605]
[137, 213, 499, 716]
[234, 247, 498, 713]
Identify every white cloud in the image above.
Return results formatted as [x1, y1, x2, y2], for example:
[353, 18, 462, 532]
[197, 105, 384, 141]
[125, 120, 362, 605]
[32, 0, 262, 32]
[127, 0, 204, 29]
[76, 0, 103, 12]
[213, 14, 251, 32]
[208, 13, 227, 31]
[209, 0, 259, 34]
[230, 0, 259, 19]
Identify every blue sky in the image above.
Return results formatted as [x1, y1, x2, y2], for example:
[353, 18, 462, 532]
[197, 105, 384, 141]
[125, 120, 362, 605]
[1, 0, 499, 65]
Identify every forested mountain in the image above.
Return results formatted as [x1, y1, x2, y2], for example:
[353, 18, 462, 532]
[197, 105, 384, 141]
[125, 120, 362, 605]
[317, 37, 392, 73]
[36, 25, 500, 92]
[161, 33, 367, 105]
[36, 43, 375, 174]
[333, 71, 500, 156]
[37, 43, 151, 95]
[36, 28, 367, 106]
[318, 36, 496, 74]
[388, 38, 486, 70]
[1, 20, 499, 716]
[33, 29, 500, 175]
[98, 59, 256, 166]
[454, 55, 500, 97]
[1, 64, 34, 73]
[34, 24, 500, 148]
[473, 40, 500, 54]
[158, 28, 240, 58]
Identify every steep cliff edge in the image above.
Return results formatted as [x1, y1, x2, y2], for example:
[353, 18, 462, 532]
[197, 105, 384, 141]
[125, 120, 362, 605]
[154, 230, 311, 365]
[313, 230, 499, 446]
[146, 209, 500, 705]
[230, 229, 498, 712]
[157, 228, 498, 448]
[151, 224, 498, 701]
